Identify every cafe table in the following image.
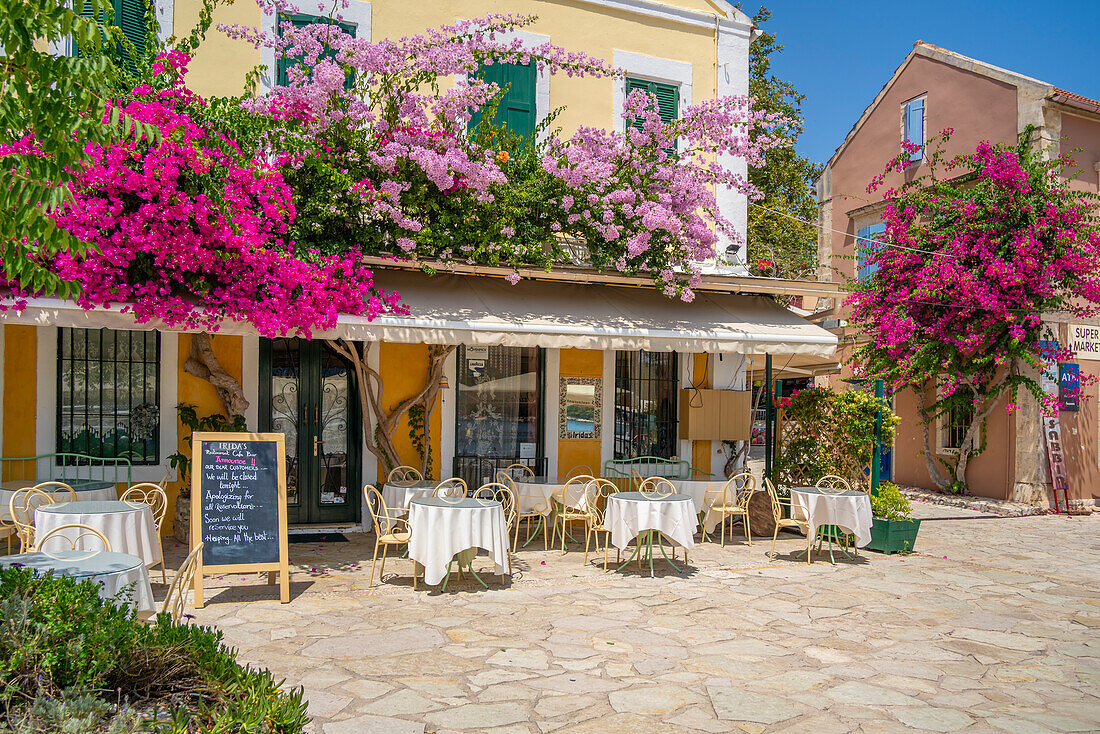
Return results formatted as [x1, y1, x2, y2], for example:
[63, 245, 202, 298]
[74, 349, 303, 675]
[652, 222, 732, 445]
[669, 478, 739, 534]
[35, 500, 163, 568]
[407, 495, 510, 588]
[381, 479, 436, 515]
[604, 491, 698, 577]
[0, 479, 116, 522]
[0, 549, 155, 616]
[790, 486, 873, 564]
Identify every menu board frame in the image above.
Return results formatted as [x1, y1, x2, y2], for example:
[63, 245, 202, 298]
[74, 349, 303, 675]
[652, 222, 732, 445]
[191, 432, 289, 607]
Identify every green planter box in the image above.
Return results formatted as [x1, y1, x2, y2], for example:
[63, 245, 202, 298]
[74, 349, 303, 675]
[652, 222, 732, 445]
[866, 517, 921, 554]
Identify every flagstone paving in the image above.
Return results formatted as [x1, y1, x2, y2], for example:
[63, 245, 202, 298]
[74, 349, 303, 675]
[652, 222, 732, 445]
[175, 503, 1100, 733]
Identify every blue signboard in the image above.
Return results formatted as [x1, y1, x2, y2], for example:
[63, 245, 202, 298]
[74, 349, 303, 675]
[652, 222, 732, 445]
[1059, 363, 1080, 412]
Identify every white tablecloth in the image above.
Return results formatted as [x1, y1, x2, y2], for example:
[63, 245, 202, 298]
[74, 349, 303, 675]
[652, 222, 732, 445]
[791, 487, 873, 548]
[35, 501, 163, 567]
[514, 479, 597, 515]
[604, 492, 698, 551]
[0, 485, 117, 524]
[671, 479, 747, 533]
[0, 550, 155, 615]
[381, 481, 435, 515]
[408, 497, 510, 586]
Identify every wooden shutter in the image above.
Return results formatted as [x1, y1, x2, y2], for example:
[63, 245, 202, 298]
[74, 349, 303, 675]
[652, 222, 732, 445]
[469, 63, 536, 142]
[117, 0, 146, 67]
[276, 14, 357, 88]
[904, 98, 924, 160]
[626, 78, 679, 151]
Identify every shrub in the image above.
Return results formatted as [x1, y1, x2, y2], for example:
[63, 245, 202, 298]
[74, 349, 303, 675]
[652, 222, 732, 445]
[871, 481, 913, 521]
[0, 568, 308, 733]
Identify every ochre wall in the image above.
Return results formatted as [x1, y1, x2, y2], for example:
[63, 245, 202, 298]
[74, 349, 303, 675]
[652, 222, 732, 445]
[557, 348, 602, 479]
[690, 353, 711, 476]
[171, 333, 244, 533]
[377, 342, 442, 481]
[2, 326, 38, 481]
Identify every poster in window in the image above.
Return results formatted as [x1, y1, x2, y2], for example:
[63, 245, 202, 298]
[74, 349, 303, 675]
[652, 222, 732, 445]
[1059, 363, 1080, 412]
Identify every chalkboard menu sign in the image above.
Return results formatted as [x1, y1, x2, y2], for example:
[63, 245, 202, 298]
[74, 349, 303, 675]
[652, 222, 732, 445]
[191, 432, 289, 606]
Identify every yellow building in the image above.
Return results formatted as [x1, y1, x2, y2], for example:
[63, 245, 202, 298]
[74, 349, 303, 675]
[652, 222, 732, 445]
[1, 0, 840, 533]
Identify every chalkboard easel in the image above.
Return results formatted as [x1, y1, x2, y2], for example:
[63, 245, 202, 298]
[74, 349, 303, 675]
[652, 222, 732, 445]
[191, 432, 290, 607]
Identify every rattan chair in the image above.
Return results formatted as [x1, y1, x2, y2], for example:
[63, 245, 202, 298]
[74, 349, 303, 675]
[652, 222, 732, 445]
[8, 487, 56, 553]
[552, 475, 593, 554]
[364, 485, 416, 588]
[496, 471, 548, 550]
[388, 465, 423, 483]
[33, 523, 112, 552]
[432, 477, 468, 498]
[33, 481, 77, 502]
[765, 477, 812, 563]
[704, 472, 756, 546]
[120, 483, 169, 584]
[637, 476, 677, 497]
[161, 542, 203, 622]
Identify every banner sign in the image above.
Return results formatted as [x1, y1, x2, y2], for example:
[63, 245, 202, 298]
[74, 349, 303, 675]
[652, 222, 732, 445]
[1059, 363, 1080, 412]
[1038, 342, 1070, 513]
[1067, 324, 1100, 360]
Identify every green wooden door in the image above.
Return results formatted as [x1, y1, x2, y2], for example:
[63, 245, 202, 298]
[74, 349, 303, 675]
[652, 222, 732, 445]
[470, 62, 536, 141]
[259, 339, 361, 525]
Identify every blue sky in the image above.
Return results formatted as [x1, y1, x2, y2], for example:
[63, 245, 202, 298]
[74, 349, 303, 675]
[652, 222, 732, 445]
[743, 0, 1100, 166]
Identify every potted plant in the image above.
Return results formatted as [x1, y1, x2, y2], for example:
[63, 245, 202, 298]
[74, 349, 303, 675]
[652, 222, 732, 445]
[866, 481, 921, 554]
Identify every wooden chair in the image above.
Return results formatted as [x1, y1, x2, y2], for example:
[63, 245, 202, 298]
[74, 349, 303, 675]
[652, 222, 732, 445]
[496, 471, 548, 551]
[120, 483, 169, 584]
[637, 476, 677, 497]
[33, 481, 77, 502]
[583, 478, 618, 569]
[704, 472, 755, 546]
[816, 475, 852, 492]
[162, 542, 203, 622]
[388, 465, 423, 483]
[363, 485, 416, 588]
[8, 487, 56, 553]
[553, 475, 593, 554]
[765, 477, 812, 563]
[432, 477, 468, 498]
[33, 523, 112, 552]
[564, 464, 594, 480]
[474, 482, 516, 579]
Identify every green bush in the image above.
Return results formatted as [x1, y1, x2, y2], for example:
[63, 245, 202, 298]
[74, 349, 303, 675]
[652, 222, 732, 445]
[871, 481, 913, 521]
[0, 568, 308, 733]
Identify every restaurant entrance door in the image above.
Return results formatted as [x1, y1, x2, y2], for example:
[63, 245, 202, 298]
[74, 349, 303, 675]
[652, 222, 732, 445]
[259, 339, 361, 525]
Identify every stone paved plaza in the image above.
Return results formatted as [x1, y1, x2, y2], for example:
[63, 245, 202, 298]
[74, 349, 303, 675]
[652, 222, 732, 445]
[179, 503, 1100, 733]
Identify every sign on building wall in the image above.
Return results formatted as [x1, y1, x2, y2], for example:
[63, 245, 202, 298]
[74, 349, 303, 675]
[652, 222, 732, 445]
[1067, 324, 1100, 360]
[1038, 342, 1070, 513]
[1059, 363, 1080, 412]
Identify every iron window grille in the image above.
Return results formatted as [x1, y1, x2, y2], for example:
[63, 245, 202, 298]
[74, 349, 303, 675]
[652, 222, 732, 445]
[614, 351, 678, 460]
[57, 328, 161, 465]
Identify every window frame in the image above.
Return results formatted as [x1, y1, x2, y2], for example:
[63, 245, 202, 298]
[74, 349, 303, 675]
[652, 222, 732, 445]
[613, 350, 679, 461]
[903, 96, 926, 161]
[624, 76, 680, 152]
[856, 222, 886, 281]
[468, 62, 538, 143]
[56, 327, 162, 466]
[935, 380, 973, 456]
[275, 12, 357, 88]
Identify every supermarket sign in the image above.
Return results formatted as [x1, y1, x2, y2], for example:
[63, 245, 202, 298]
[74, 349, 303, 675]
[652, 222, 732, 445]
[1067, 324, 1100, 361]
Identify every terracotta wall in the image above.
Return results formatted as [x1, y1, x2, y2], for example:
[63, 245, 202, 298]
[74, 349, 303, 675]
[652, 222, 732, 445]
[1059, 112, 1100, 194]
[557, 348, 602, 478]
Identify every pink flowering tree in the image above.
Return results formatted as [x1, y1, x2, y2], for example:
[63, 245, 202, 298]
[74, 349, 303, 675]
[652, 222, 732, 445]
[848, 129, 1100, 490]
[225, 12, 785, 300]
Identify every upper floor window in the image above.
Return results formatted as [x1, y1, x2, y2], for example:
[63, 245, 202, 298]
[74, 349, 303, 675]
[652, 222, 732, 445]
[76, 0, 148, 70]
[903, 97, 925, 161]
[58, 328, 161, 465]
[469, 63, 537, 142]
[626, 77, 679, 151]
[276, 13, 357, 88]
[856, 223, 886, 281]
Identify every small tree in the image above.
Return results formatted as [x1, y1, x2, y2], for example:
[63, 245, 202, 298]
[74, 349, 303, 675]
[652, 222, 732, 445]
[848, 130, 1100, 489]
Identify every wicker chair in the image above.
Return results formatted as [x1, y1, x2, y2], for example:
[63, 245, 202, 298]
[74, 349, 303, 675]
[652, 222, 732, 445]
[33, 523, 112, 552]
[364, 485, 416, 588]
[120, 483, 169, 584]
[765, 478, 812, 563]
[161, 542, 203, 622]
[704, 472, 756, 546]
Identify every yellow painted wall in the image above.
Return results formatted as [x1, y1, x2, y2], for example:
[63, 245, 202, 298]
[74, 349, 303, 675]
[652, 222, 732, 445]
[557, 348, 603, 479]
[2, 326, 38, 482]
[182, 0, 724, 134]
[377, 342, 442, 481]
[171, 333, 244, 534]
[690, 352, 711, 476]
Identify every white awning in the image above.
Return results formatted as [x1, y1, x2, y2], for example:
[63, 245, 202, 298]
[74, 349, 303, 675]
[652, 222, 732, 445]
[1, 270, 837, 357]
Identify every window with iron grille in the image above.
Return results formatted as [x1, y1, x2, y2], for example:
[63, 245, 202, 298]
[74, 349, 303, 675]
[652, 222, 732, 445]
[614, 351, 678, 459]
[939, 402, 973, 453]
[57, 328, 161, 464]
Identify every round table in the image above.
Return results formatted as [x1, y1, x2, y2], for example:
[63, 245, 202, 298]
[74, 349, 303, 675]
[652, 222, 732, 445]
[35, 500, 163, 568]
[513, 478, 598, 515]
[0, 479, 117, 524]
[790, 487, 873, 561]
[670, 479, 741, 533]
[408, 496, 510, 587]
[604, 492, 698, 576]
[381, 480, 435, 515]
[0, 549, 155, 615]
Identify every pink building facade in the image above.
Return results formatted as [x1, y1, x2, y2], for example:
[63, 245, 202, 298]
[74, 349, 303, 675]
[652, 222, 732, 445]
[815, 42, 1100, 506]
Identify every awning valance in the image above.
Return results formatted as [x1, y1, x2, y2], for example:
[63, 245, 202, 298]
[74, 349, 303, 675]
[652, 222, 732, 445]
[1, 270, 838, 357]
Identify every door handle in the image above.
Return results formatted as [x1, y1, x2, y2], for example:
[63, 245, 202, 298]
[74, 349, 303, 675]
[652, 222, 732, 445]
[313, 435, 324, 456]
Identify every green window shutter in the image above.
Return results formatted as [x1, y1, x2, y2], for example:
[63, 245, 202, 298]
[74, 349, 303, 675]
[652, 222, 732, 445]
[117, 0, 147, 68]
[626, 77, 679, 150]
[276, 14, 357, 88]
[469, 62, 536, 142]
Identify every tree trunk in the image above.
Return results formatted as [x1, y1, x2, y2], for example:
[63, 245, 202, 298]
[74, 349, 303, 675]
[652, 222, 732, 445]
[915, 387, 951, 488]
[183, 332, 248, 417]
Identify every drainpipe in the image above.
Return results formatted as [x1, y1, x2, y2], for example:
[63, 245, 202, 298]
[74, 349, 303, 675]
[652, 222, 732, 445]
[764, 354, 773, 480]
[871, 378, 884, 496]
